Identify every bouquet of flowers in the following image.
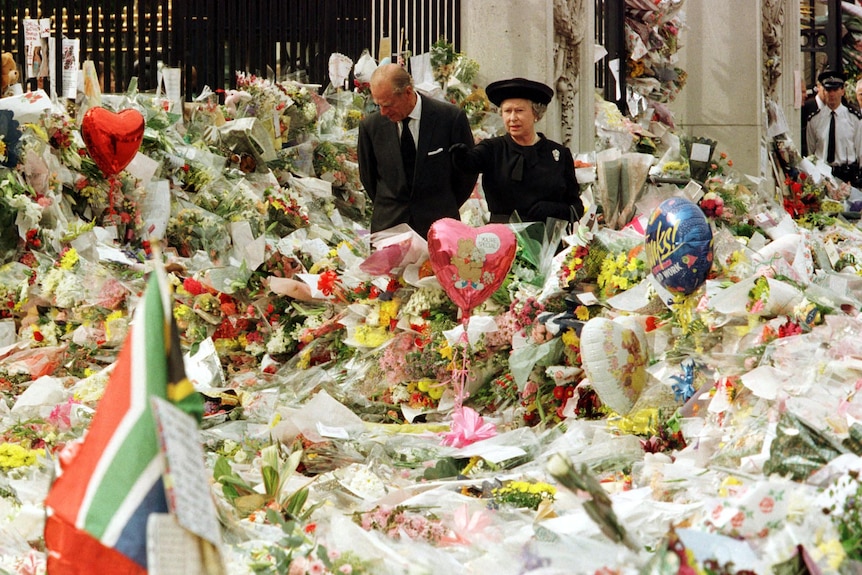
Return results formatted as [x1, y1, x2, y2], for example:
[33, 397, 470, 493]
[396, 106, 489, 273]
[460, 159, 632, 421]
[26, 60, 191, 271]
[625, 0, 687, 104]
[352, 504, 447, 544]
[191, 178, 267, 236]
[596, 244, 647, 299]
[313, 140, 360, 190]
[0, 172, 41, 260]
[233, 73, 320, 147]
[491, 479, 556, 511]
[166, 198, 231, 260]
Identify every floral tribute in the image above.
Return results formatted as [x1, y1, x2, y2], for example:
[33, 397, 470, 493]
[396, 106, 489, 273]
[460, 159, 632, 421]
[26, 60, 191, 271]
[3, 31, 862, 575]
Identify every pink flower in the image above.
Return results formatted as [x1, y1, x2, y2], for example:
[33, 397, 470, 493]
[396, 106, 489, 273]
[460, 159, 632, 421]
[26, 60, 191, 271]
[48, 398, 79, 430]
[288, 556, 308, 575]
[443, 504, 494, 545]
[339, 565, 353, 574]
[440, 406, 497, 448]
[307, 559, 326, 575]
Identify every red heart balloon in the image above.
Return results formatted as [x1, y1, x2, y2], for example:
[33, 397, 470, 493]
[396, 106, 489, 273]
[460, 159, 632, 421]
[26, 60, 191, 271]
[427, 218, 517, 317]
[81, 107, 145, 177]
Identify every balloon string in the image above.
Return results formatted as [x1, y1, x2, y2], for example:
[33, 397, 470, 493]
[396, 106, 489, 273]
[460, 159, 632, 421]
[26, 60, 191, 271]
[106, 175, 123, 223]
[452, 316, 471, 410]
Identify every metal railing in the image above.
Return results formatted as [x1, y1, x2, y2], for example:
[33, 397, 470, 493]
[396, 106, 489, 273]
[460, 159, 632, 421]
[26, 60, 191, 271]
[0, 0, 461, 100]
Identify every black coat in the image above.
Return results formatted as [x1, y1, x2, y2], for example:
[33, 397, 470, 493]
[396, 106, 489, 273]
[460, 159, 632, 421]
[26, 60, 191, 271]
[451, 133, 583, 222]
[358, 94, 478, 238]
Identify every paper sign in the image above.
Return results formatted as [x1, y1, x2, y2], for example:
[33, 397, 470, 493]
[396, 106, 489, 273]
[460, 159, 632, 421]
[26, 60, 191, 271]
[126, 152, 160, 189]
[824, 241, 840, 267]
[577, 291, 600, 306]
[147, 513, 224, 575]
[690, 142, 712, 163]
[378, 38, 392, 63]
[61, 38, 80, 99]
[151, 397, 222, 547]
[682, 180, 703, 202]
[317, 422, 350, 440]
[139, 179, 171, 240]
[158, 67, 183, 114]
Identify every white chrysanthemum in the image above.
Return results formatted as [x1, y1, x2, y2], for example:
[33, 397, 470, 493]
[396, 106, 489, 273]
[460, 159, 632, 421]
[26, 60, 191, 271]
[265, 327, 290, 355]
[245, 340, 266, 357]
[53, 273, 85, 308]
[400, 286, 448, 318]
[39, 267, 63, 299]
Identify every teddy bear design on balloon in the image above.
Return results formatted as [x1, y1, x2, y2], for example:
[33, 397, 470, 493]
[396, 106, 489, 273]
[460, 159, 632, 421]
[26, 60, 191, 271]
[451, 238, 487, 290]
[1, 53, 21, 98]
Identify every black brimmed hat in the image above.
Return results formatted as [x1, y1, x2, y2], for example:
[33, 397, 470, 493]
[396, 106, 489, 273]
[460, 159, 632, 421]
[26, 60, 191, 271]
[485, 78, 554, 107]
[818, 69, 846, 89]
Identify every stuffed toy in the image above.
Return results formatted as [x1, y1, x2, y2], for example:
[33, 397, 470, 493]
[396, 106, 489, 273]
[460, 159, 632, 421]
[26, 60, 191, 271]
[1, 53, 20, 97]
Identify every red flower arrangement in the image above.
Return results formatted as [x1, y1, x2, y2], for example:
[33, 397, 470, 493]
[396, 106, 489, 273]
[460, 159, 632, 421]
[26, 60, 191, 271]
[783, 172, 822, 218]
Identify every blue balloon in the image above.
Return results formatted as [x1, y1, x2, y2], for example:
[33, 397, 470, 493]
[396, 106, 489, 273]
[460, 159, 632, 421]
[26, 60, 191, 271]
[644, 197, 714, 295]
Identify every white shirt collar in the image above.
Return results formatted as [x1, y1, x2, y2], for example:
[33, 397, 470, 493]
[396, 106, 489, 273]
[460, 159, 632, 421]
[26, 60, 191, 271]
[408, 94, 422, 122]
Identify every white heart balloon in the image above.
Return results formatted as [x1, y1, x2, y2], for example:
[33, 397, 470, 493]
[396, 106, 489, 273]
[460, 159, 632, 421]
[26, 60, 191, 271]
[580, 317, 648, 415]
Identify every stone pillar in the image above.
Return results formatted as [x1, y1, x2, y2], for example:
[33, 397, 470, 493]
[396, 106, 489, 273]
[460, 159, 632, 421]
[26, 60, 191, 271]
[668, 0, 799, 182]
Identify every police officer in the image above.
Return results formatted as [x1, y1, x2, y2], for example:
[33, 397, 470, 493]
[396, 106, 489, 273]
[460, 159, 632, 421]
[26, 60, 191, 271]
[806, 69, 862, 185]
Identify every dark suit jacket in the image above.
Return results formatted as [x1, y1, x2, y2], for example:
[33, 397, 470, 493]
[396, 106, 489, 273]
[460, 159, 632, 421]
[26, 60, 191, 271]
[358, 94, 478, 238]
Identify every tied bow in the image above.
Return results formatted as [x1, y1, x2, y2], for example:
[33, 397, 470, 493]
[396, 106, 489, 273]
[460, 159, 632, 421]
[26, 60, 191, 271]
[441, 406, 497, 448]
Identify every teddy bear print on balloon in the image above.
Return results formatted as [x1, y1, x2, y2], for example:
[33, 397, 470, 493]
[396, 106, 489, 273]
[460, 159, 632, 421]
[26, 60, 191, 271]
[1, 53, 21, 98]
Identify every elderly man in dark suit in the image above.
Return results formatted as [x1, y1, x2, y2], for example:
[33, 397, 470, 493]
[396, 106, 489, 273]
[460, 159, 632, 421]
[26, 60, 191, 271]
[358, 63, 477, 238]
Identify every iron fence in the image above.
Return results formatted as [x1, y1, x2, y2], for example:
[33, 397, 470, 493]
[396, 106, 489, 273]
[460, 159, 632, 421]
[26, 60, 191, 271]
[0, 0, 461, 100]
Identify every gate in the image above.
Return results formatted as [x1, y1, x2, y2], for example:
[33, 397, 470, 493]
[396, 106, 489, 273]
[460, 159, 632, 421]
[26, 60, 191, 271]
[0, 1, 462, 100]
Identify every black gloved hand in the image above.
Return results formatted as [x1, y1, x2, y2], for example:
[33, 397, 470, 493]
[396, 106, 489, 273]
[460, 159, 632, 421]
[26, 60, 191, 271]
[449, 142, 468, 158]
[448, 143, 470, 171]
[526, 201, 571, 222]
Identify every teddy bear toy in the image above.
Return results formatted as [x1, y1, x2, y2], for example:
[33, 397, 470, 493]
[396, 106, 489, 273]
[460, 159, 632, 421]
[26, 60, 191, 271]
[1, 53, 20, 97]
[451, 237, 486, 290]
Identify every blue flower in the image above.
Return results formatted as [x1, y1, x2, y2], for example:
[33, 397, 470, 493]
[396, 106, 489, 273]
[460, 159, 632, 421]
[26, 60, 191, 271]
[670, 359, 696, 402]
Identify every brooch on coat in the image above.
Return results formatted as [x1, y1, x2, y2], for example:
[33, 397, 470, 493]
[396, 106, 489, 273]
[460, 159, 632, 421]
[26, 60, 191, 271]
[552, 150, 560, 162]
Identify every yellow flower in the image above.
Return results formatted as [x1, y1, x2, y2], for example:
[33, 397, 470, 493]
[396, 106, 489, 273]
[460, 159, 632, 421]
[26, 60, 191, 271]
[59, 248, 79, 270]
[297, 347, 312, 369]
[815, 537, 846, 571]
[353, 325, 391, 347]
[25, 123, 49, 141]
[174, 303, 194, 323]
[439, 343, 453, 360]
[379, 299, 400, 326]
[0, 443, 45, 470]
[104, 310, 124, 341]
[561, 329, 580, 349]
[718, 476, 742, 497]
[575, 305, 590, 321]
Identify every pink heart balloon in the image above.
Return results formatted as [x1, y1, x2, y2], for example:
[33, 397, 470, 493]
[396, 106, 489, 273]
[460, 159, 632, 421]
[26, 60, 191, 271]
[427, 218, 517, 317]
[81, 107, 145, 177]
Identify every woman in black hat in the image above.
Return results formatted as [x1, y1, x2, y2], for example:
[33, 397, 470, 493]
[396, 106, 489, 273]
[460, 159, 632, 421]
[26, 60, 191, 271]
[450, 77, 583, 224]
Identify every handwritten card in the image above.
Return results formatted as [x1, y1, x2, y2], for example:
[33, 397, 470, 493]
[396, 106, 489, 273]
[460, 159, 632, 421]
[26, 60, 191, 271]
[151, 397, 222, 546]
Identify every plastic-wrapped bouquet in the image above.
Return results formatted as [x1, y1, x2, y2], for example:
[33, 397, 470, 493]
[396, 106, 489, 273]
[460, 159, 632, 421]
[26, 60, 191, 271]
[352, 504, 447, 544]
